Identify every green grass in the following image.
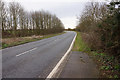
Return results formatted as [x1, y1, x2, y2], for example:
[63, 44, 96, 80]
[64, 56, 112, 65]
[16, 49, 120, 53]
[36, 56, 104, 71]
[72, 32, 90, 52]
[72, 31, 120, 78]
[2, 32, 65, 49]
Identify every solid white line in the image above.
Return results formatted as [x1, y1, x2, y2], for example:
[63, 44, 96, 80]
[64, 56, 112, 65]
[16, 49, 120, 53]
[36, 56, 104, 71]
[16, 48, 37, 57]
[46, 33, 77, 79]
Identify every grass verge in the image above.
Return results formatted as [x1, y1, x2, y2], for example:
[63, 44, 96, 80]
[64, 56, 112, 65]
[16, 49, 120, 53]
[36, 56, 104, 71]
[2, 32, 65, 49]
[72, 32, 90, 52]
[73, 32, 120, 78]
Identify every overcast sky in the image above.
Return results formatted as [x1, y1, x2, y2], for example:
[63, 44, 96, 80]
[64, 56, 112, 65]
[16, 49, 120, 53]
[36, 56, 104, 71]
[4, 0, 109, 29]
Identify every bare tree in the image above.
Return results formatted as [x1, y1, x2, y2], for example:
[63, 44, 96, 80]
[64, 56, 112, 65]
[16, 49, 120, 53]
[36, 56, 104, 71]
[19, 7, 25, 30]
[0, 0, 7, 31]
[2, 0, 64, 38]
[9, 2, 22, 36]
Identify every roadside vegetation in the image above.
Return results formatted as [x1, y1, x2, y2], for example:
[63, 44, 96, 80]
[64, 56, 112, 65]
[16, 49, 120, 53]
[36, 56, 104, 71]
[75, 1, 120, 78]
[2, 32, 65, 49]
[72, 32, 90, 52]
[73, 32, 120, 78]
[0, 0, 64, 38]
[0, 0, 65, 49]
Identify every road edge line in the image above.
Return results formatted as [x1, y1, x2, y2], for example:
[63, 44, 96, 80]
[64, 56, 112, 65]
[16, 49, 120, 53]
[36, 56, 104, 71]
[46, 32, 77, 79]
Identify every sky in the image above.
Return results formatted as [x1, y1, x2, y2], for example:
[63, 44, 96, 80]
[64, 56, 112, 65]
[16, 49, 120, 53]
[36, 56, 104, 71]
[4, 0, 109, 29]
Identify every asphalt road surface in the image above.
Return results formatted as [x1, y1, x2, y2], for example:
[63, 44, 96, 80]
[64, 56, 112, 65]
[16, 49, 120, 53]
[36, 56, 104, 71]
[2, 31, 76, 78]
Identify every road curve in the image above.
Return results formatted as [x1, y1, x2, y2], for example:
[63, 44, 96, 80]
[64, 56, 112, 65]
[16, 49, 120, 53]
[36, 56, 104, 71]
[2, 31, 76, 78]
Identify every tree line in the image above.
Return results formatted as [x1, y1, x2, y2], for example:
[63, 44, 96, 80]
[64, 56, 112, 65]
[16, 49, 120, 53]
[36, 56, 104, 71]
[0, 0, 64, 38]
[76, 1, 120, 59]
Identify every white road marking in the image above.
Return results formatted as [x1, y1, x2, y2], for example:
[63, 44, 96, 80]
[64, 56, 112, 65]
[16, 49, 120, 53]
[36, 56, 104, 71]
[54, 40, 57, 41]
[47, 39, 58, 46]
[16, 48, 37, 57]
[46, 33, 77, 79]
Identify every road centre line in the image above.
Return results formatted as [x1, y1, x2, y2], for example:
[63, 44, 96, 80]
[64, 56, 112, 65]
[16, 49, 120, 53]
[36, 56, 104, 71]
[16, 47, 37, 57]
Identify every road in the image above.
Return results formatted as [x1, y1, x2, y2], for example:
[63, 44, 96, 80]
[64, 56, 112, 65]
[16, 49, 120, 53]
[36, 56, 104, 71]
[2, 31, 76, 78]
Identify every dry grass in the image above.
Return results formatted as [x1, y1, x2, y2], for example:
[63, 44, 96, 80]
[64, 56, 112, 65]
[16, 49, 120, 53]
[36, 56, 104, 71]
[2, 32, 65, 48]
[2, 35, 43, 45]
[81, 32, 102, 50]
